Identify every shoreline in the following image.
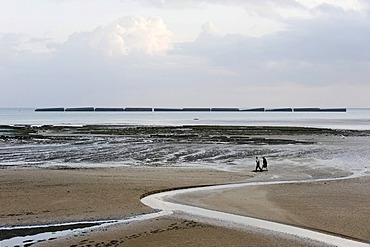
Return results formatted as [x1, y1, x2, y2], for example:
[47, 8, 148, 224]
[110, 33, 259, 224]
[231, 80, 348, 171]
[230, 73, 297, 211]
[1, 167, 369, 246]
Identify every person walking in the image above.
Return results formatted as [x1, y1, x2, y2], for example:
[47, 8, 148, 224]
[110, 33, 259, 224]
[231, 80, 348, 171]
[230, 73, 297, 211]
[262, 157, 268, 171]
[254, 157, 263, 172]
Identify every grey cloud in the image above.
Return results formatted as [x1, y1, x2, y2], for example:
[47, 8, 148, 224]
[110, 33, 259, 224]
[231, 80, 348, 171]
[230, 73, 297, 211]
[174, 12, 370, 86]
[314, 3, 347, 15]
[28, 37, 52, 43]
[0, 33, 26, 50]
[181, 12, 370, 61]
[0, 16, 215, 106]
[1, 11, 369, 107]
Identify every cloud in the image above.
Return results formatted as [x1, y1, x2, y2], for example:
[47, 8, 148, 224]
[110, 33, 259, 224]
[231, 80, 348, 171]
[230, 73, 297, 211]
[0, 32, 26, 57]
[1, 11, 369, 107]
[1, 15, 231, 107]
[175, 9, 370, 87]
[51, 16, 173, 57]
[0, 32, 53, 58]
[0, 33, 25, 47]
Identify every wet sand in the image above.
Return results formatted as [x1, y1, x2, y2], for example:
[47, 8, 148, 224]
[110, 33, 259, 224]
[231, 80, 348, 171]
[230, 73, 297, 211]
[0, 167, 247, 226]
[1, 167, 369, 246]
[171, 176, 370, 244]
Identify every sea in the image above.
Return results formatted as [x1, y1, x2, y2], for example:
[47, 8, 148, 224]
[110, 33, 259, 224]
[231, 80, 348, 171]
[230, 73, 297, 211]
[0, 107, 369, 130]
[1, 107, 370, 176]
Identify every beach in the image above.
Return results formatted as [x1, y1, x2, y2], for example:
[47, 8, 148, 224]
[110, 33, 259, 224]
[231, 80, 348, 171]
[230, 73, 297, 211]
[1, 167, 369, 246]
[1, 125, 370, 246]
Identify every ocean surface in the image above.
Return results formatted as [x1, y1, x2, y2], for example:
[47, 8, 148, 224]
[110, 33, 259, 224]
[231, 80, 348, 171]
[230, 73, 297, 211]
[0, 108, 370, 130]
[1, 108, 369, 176]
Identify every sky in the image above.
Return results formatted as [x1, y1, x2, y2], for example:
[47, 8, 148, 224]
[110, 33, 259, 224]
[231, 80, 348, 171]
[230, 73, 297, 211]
[0, 0, 369, 108]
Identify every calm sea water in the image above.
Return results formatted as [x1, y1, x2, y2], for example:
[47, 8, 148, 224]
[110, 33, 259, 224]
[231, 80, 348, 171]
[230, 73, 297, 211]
[0, 108, 369, 130]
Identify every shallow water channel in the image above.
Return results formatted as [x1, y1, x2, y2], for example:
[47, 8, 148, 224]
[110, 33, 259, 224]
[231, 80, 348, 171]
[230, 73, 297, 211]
[0, 212, 167, 247]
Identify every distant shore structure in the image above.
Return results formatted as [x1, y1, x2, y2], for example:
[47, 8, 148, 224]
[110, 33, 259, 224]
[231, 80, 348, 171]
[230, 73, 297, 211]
[240, 108, 265, 112]
[154, 108, 183, 112]
[293, 108, 321, 112]
[211, 108, 240, 112]
[182, 108, 211, 112]
[265, 108, 293, 112]
[65, 107, 94, 112]
[35, 107, 65, 112]
[124, 107, 152, 112]
[95, 107, 124, 112]
[34, 107, 347, 112]
[317, 108, 347, 112]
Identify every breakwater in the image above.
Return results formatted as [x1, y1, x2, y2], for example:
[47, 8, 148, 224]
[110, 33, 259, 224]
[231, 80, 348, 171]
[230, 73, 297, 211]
[35, 107, 347, 112]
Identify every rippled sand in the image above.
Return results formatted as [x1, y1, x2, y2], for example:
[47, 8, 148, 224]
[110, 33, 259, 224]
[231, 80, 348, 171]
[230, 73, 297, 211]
[1, 125, 370, 174]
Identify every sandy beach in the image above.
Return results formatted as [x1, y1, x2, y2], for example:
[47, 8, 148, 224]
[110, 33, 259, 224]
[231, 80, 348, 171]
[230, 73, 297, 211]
[1, 167, 369, 246]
